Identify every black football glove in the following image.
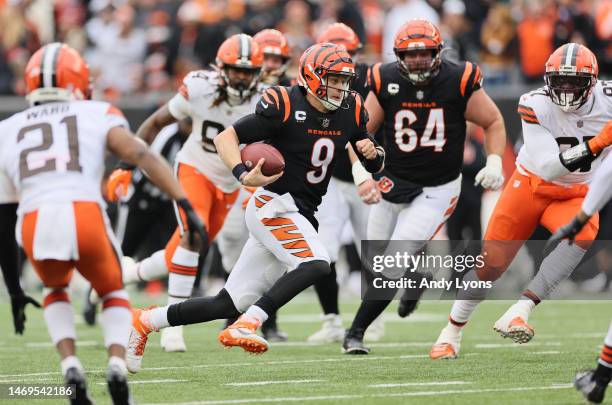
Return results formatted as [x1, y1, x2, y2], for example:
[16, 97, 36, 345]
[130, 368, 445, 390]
[177, 198, 208, 247]
[545, 215, 588, 253]
[10, 292, 41, 335]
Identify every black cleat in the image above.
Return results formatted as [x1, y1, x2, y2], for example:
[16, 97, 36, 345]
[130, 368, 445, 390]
[64, 367, 94, 405]
[82, 287, 97, 326]
[398, 273, 430, 318]
[107, 364, 133, 405]
[574, 370, 609, 404]
[262, 316, 288, 342]
[342, 329, 369, 355]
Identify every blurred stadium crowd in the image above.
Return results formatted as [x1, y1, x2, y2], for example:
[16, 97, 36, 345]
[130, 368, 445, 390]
[0, 0, 610, 100]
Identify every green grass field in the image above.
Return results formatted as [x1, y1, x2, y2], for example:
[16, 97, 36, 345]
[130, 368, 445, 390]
[0, 292, 609, 405]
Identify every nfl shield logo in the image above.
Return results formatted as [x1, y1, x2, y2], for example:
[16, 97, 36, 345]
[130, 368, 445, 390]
[321, 118, 330, 128]
[416, 90, 424, 100]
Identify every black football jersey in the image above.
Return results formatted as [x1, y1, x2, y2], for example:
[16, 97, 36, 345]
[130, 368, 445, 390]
[369, 59, 483, 187]
[332, 62, 370, 183]
[233, 85, 373, 224]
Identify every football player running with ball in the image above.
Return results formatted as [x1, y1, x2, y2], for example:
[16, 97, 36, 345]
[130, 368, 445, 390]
[430, 44, 612, 360]
[343, 19, 507, 354]
[125, 43, 385, 373]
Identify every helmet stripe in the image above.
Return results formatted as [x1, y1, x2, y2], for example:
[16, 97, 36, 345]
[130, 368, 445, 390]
[42, 43, 62, 88]
[563, 43, 577, 67]
[239, 34, 250, 64]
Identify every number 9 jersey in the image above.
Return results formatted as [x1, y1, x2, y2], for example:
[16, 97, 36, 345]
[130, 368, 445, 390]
[168, 70, 260, 193]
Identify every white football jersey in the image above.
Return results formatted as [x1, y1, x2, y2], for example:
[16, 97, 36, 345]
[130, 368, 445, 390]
[0, 100, 128, 214]
[516, 80, 612, 185]
[168, 70, 259, 193]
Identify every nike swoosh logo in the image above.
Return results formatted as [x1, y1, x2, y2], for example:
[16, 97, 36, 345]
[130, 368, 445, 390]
[260, 101, 269, 109]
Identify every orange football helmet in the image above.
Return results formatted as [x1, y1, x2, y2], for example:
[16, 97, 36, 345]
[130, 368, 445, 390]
[216, 34, 264, 101]
[544, 43, 598, 112]
[298, 43, 355, 110]
[393, 19, 443, 84]
[316, 23, 362, 55]
[253, 29, 291, 83]
[25, 42, 91, 105]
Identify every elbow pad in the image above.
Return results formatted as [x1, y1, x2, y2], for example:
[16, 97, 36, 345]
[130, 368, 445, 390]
[558, 142, 597, 172]
[361, 146, 385, 174]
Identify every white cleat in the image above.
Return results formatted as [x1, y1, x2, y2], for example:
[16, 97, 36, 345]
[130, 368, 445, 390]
[126, 308, 152, 374]
[429, 325, 462, 360]
[493, 311, 534, 344]
[364, 315, 385, 342]
[307, 314, 345, 343]
[160, 326, 187, 352]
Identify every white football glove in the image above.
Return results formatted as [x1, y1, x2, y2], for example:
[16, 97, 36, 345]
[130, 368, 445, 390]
[474, 154, 504, 190]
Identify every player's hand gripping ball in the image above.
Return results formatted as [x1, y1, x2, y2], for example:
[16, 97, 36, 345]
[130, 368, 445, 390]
[241, 143, 285, 176]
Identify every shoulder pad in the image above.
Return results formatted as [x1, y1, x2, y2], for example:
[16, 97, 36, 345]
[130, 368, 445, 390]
[459, 61, 483, 98]
[179, 70, 220, 100]
[256, 86, 291, 122]
[518, 88, 549, 125]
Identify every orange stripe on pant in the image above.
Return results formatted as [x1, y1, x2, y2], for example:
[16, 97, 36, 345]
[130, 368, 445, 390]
[21, 201, 123, 300]
[165, 163, 239, 275]
[477, 169, 599, 282]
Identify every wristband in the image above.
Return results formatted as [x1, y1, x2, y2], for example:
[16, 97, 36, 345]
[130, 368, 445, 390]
[232, 163, 248, 182]
[352, 161, 372, 186]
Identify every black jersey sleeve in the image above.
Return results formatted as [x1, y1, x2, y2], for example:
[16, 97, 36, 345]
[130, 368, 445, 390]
[348, 93, 384, 173]
[460, 61, 484, 100]
[233, 86, 291, 143]
[367, 62, 383, 98]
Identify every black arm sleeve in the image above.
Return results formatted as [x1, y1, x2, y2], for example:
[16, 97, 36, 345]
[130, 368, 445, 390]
[349, 94, 385, 173]
[233, 113, 279, 144]
[0, 203, 23, 297]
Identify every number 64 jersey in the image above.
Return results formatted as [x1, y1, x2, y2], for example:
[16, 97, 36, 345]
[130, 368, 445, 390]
[167, 70, 259, 193]
[0, 100, 128, 214]
[516, 80, 612, 185]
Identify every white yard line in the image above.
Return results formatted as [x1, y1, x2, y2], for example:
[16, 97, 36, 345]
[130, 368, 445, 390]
[474, 342, 561, 349]
[369, 381, 469, 388]
[96, 379, 189, 386]
[225, 379, 323, 386]
[528, 351, 561, 355]
[26, 340, 98, 348]
[142, 384, 573, 405]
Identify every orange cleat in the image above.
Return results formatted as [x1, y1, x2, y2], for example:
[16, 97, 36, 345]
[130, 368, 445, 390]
[429, 343, 458, 360]
[218, 314, 269, 354]
[126, 308, 154, 373]
[494, 316, 534, 344]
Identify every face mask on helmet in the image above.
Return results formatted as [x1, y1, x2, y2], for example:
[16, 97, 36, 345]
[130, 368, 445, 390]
[261, 54, 289, 85]
[396, 48, 440, 85]
[545, 73, 594, 112]
[221, 66, 261, 103]
[316, 73, 353, 111]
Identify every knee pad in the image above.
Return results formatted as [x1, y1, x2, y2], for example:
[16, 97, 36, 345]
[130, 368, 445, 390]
[296, 260, 330, 279]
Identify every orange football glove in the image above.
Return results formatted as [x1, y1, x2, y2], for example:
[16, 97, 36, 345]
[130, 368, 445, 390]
[106, 169, 132, 201]
[588, 120, 612, 155]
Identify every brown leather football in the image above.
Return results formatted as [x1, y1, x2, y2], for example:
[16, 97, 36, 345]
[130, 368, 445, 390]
[240, 143, 285, 176]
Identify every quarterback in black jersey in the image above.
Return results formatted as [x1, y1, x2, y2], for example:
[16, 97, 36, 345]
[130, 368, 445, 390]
[125, 43, 384, 366]
[309, 23, 382, 344]
[343, 19, 507, 354]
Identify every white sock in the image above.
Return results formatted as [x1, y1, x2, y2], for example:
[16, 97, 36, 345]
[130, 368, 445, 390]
[245, 305, 269, 323]
[511, 299, 536, 321]
[44, 300, 76, 345]
[605, 321, 612, 347]
[60, 356, 83, 376]
[449, 299, 481, 325]
[108, 356, 128, 376]
[101, 290, 131, 348]
[124, 250, 167, 284]
[168, 272, 195, 303]
[148, 306, 171, 330]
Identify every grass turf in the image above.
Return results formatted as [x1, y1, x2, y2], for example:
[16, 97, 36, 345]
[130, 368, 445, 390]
[0, 292, 609, 405]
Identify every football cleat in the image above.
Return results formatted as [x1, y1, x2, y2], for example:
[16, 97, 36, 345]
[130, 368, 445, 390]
[218, 314, 269, 354]
[64, 367, 94, 405]
[262, 315, 288, 343]
[160, 326, 187, 352]
[126, 308, 153, 373]
[493, 315, 534, 344]
[342, 328, 370, 355]
[574, 370, 609, 404]
[106, 363, 133, 405]
[307, 314, 344, 343]
[364, 315, 385, 342]
[429, 325, 462, 360]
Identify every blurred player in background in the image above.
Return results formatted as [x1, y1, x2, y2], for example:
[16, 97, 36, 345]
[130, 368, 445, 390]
[125, 43, 385, 373]
[254, 29, 293, 87]
[344, 19, 506, 354]
[106, 34, 264, 352]
[0, 43, 204, 405]
[431, 44, 612, 360]
[308, 22, 381, 343]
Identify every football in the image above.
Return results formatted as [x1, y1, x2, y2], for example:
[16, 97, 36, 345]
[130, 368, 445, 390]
[241, 143, 285, 176]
